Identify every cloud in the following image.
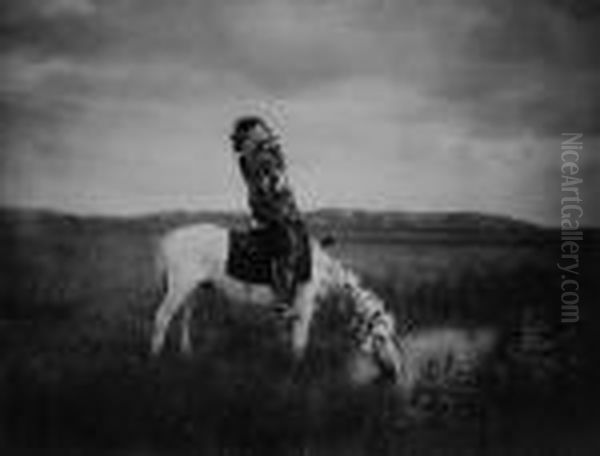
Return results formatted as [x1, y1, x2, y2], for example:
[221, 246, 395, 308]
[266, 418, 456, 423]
[1, 0, 598, 225]
[219, 0, 600, 139]
[427, 0, 600, 137]
[38, 0, 97, 18]
[0, 1, 103, 59]
[1, 0, 97, 19]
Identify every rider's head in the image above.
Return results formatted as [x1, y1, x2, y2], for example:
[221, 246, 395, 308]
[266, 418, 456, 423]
[230, 115, 274, 153]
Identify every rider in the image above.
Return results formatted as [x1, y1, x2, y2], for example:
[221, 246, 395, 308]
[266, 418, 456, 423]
[229, 115, 306, 309]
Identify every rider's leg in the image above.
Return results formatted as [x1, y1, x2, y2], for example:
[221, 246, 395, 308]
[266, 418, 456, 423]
[271, 257, 296, 314]
[269, 222, 294, 304]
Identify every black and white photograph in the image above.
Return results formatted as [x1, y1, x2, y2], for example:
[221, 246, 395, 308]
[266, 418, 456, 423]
[1, 0, 598, 454]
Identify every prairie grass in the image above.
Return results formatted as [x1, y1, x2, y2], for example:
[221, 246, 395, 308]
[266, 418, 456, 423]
[0, 212, 597, 454]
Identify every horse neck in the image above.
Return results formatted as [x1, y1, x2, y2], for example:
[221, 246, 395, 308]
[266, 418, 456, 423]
[328, 259, 377, 306]
[327, 259, 397, 352]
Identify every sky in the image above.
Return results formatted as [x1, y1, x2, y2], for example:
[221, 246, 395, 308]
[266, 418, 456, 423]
[1, 0, 598, 226]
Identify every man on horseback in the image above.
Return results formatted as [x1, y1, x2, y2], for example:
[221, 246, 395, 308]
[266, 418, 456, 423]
[230, 115, 308, 311]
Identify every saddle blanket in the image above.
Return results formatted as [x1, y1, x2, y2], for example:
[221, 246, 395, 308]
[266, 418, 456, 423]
[226, 225, 312, 285]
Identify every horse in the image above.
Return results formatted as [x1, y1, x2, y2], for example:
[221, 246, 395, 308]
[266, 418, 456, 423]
[150, 223, 406, 386]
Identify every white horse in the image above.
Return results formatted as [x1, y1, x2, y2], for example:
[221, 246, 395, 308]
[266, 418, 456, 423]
[150, 223, 406, 385]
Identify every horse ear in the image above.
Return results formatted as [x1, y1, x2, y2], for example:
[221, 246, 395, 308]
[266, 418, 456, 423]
[320, 234, 336, 248]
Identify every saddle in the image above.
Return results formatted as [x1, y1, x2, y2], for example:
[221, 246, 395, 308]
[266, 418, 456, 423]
[226, 224, 311, 286]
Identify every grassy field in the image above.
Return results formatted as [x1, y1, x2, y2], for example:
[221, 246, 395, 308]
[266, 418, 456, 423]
[0, 209, 598, 455]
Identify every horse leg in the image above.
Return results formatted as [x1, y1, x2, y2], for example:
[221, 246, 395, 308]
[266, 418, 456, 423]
[180, 301, 193, 356]
[290, 284, 317, 360]
[151, 278, 195, 356]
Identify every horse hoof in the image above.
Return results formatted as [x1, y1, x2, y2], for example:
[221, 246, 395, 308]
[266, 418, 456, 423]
[150, 342, 162, 357]
[180, 350, 194, 359]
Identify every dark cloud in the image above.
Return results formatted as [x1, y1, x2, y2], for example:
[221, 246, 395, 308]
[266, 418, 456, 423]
[465, 0, 600, 67]
[431, 0, 600, 137]
[3, 0, 598, 137]
[0, 0, 104, 57]
[548, 0, 600, 20]
[1, 0, 597, 223]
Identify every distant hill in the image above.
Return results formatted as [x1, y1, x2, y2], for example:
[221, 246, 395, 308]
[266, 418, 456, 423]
[307, 208, 556, 245]
[309, 207, 541, 231]
[0, 206, 559, 245]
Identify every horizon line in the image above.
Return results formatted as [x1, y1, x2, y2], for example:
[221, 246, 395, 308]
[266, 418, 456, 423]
[0, 203, 582, 230]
